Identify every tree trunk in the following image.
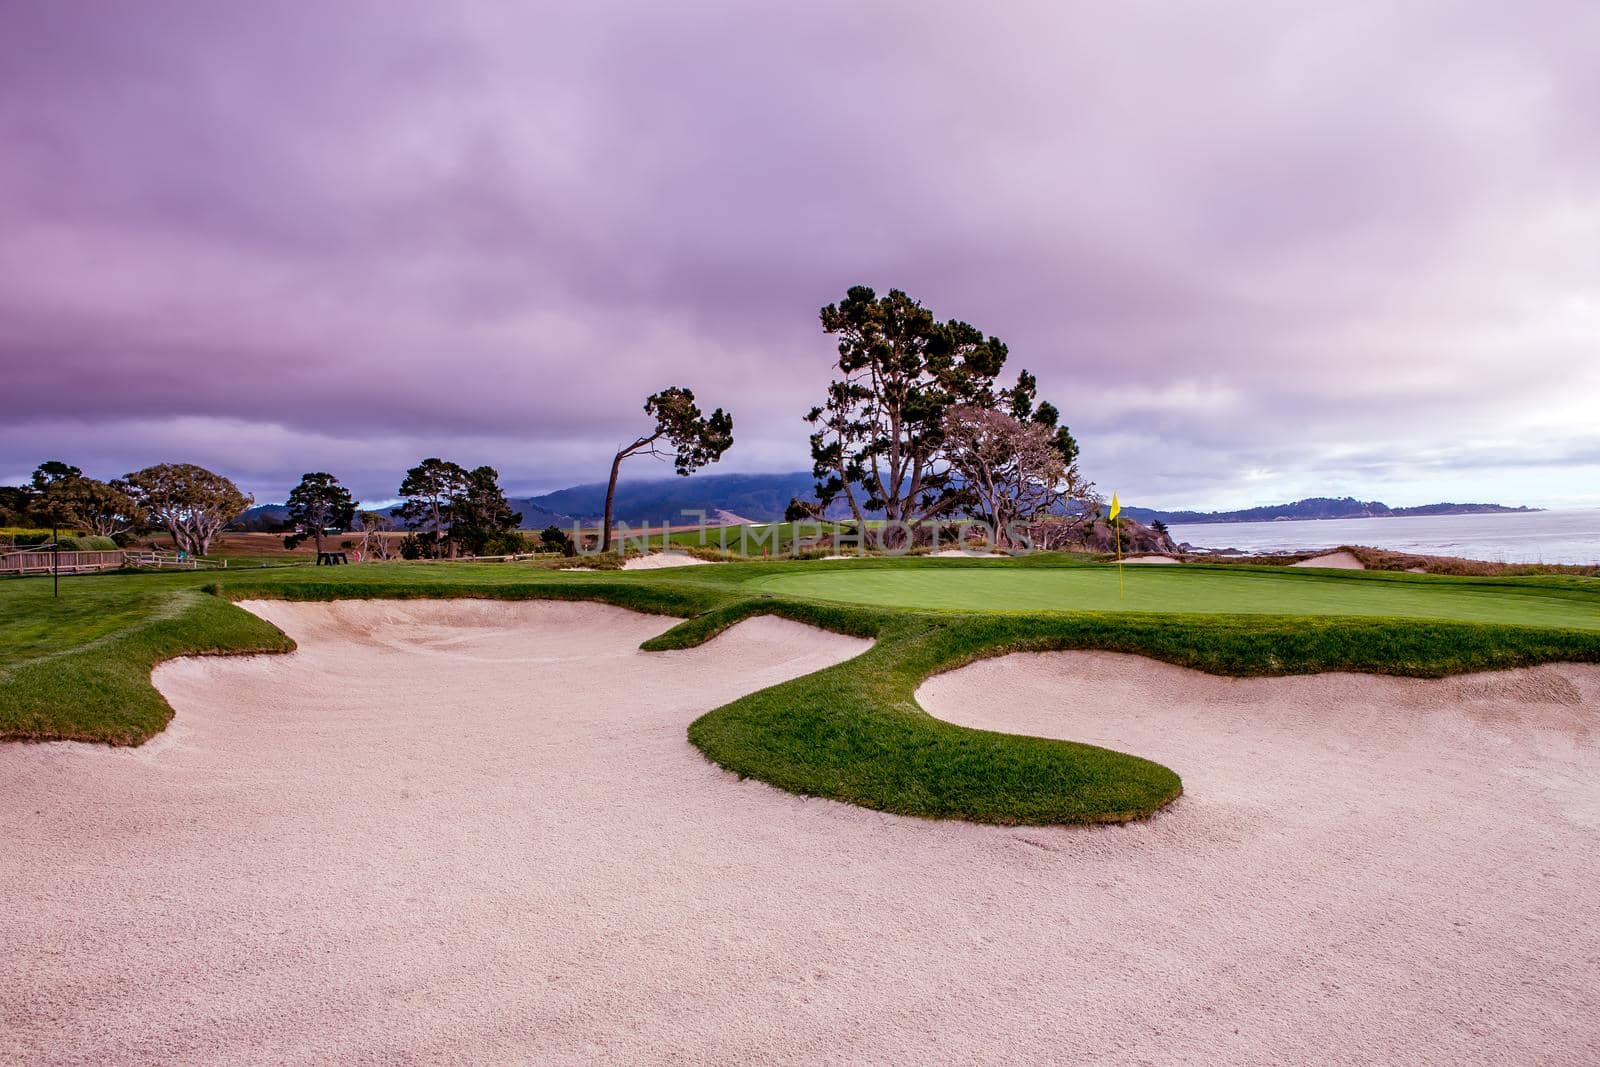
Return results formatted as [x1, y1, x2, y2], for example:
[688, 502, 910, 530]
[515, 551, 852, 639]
[601, 448, 625, 553]
[840, 477, 865, 527]
[171, 515, 198, 555]
[195, 515, 217, 555]
[832, 424, 865, 527]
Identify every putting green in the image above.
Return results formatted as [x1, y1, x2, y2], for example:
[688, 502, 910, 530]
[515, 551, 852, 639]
[749, 565, 1600, 631]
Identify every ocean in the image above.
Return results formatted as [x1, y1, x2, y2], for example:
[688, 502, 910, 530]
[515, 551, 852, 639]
[1167, 508, 1600, 566]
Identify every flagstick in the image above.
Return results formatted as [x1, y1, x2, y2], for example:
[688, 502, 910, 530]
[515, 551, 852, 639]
[1116, 516, 1123, 599]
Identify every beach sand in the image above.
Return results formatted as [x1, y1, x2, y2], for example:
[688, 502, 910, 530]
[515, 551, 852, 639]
[3, 602, 1597, 1064]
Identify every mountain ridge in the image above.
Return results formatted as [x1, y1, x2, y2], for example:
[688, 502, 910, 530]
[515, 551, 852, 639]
[238, 476, 1538, 530]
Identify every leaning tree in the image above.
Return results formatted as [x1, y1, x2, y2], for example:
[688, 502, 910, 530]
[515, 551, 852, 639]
[123, 463, 252, 555]
[283, 472, 358, 556]
[602, 387, 733, 552]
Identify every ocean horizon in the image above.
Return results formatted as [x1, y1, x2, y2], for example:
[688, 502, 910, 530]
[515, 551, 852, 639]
[1169, 508, 1600, 566]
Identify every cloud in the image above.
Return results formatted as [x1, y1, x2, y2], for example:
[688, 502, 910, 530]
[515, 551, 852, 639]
[2, 1, 1597, 506]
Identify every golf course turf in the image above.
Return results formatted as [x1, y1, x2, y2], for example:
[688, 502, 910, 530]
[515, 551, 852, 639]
[750, 562, 1600, 630]
[4, 554, 1598, 825]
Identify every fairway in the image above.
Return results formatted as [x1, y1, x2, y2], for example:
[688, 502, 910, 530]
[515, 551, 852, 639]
[750, 564, 1600, 631]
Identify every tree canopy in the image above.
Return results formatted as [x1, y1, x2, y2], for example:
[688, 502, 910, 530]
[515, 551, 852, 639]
[396, 459, 522, 557]
[0, 486, 32, 526]
[123, 463, 252, 555]
[30, 461, 83, 492]
[34, 474, 146, 539]
[805, 286, 1077, 532]
[942, 405, 1091, 546]
[452, 465, 523, 555]
[284, 472, 358, 554]
[396, 458, 469, 556]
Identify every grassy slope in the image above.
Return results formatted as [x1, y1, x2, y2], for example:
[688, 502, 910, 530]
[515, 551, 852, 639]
[0, 575, 294, 744]
[3, 557, 1599, 823]
[665, 521, 847, 553]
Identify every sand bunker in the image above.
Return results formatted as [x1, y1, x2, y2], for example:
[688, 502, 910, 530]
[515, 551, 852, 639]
[5, 602, 1597, 1064]
[918, 650, 1600, 1064]
[1122, 553, 1179, 564]
[620, 551, 715, 570]
[1290, 549, 1366, 569]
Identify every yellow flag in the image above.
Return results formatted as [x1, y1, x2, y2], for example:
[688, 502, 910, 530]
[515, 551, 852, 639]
[1109, 492, 1121, 521]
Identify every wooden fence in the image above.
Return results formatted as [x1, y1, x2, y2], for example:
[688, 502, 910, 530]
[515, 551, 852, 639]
[123, 551, 227, 570]
[0, 550, 127, 576]
[0, 549, 228, 575]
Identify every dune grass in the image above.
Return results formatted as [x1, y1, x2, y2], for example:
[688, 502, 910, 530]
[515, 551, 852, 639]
[3, 556, 1598, 822]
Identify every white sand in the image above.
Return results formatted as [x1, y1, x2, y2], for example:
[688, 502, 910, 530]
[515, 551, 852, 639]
[4, 602, 1597, 1064]
[1290, 549, 1366, 569]
[620, 551, 715, 570]
[1122, 553, 1179, 564]
[933, 548, 1006, 557]
[919, 651, 1600, 1065]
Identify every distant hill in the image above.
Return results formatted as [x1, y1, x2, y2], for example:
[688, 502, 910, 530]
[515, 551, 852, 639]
[239, 472, 825, 531]
[526, 471, 821, 525]
[501, 498, 574, 529]
[242, 483, 1538, 533]
[1122, 496, 1538, 525]
[237, 504, 290, 531]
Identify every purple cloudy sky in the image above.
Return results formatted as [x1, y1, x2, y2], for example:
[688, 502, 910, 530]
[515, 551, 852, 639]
[3, 1, 1598, 508]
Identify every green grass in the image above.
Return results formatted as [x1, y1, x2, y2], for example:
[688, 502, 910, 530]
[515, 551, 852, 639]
[748, 562, 1600, 630]
[664, 521, 848, 554]
[684, 610, 1182, 824]
[0, 578, 294, 744]
[3, 555, 1598, 823]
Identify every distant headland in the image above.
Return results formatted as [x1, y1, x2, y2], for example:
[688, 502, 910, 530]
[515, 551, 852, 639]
[1123, 496, 1540, 526]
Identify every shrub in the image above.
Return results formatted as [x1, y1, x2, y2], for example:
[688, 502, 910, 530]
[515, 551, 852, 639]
[54, 535, 119, 552]
[479, 530, 529, 556]
[539, 525, 575, 555]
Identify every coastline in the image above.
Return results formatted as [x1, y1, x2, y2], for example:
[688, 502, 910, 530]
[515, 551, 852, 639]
[1170, 508, 1600, 567]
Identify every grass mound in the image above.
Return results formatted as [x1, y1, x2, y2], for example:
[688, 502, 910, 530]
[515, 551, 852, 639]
[685, 613, 1183, 824]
